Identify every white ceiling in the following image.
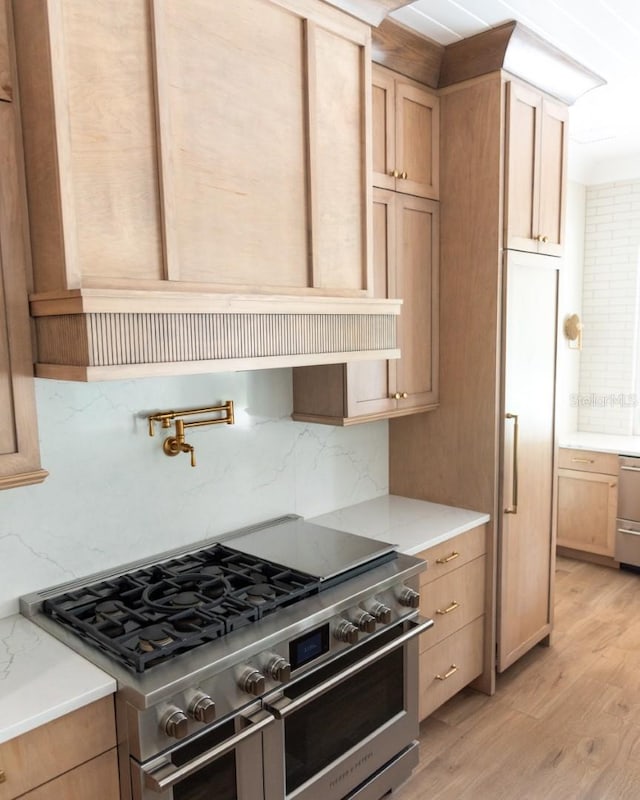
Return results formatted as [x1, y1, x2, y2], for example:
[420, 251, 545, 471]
[391, 0, 640, 180]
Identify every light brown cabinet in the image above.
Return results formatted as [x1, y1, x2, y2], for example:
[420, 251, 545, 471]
[504, 81, 568, 257]
[0, 697, 119, 800]
[292, 189, 438, 424]
[556, 448, 618, 558]
[372, 64, 439, 200]
[416, 525, 487, 719]
[389, 70, 566, 690]
[0, 0, 46, 491]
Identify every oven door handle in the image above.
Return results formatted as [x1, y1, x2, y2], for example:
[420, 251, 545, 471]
[142, 709, 275, 793]
[265, 616, 433, 720]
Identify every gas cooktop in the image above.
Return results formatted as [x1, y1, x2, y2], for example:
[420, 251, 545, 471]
[33, 515, 398, 674]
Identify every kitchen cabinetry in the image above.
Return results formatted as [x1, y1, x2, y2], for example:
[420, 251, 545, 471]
[0, 697, 118, 800]
[11, 0, 400, 380]
[0, 0, 47, 491]
[389, 69, 565, 688]
[556, 448, 618, 559]
[416, 525, 487, 719]
[504, 82, 568, 257]
[372, 64, 439, 199]
[292, 189, 438, 424]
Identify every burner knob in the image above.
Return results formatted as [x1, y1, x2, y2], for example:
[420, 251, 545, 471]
[334, 620, 359, 644]
[240, 668, 266, 697]
[397, 586, 421, 609]
[367, 601, 392, 625]
[189, 693, 216, 725]
[267, 656, 291, 683]
[162, 708, 189, 740]
[351, 609, 376, 633]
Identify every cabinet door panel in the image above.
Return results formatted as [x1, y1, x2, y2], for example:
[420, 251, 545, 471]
[61, 0, 163, 282]
[504, 82, 541, 253]
[372, 68, 395, 191]
[498, 252, 558, 671]
[159, 0, 309, 288]
[557, 469, 617, 556]
[395, 195, 438, 409]
[538, 100, 567, 256]
[347, 188, 395, 416]
[0, 102, 46, 489]
[396, 82, 439, 199]
[310, 23, 367, 291]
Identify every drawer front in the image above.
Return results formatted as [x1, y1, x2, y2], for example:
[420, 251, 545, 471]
[19, 749, 120, 800]
[558, 448, 618, 475]
[419, 555, 485, 650]
[418, 524, 486, 586]
[419, 616, 484, 721]
[0, 697, 116, 800]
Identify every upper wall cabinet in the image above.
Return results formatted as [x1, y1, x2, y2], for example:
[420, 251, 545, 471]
[11, 0, 401, 380]
[372, 64, 439, 200]
[0, 0, 47, 490]
[504, 81, 568, 257]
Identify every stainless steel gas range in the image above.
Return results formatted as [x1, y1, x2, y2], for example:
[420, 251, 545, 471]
[20, 515, 431, 800]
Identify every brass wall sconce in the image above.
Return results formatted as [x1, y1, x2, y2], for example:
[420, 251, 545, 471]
[148, 401, 234, 467]
[563, 313, 583, 350]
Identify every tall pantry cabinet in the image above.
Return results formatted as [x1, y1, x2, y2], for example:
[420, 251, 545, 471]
[389, 69, 565, 685]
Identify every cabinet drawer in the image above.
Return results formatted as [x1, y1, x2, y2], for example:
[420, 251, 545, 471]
[558, 448, 618, 475]
[18, 749, 120, 800]
[419, 555, 485, 650]
[419, 616, 484, 720]
[418, 524, 486, 586]
[0, 697, 116, 800]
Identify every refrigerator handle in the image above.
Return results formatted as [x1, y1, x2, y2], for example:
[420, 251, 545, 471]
[504, 412, 519, 514]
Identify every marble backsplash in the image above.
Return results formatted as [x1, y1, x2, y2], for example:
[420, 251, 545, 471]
[0, 368, 388, 618]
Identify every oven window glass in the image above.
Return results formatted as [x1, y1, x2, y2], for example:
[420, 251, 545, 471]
[173, 751, 237, 800]
[283, 647, 404, 793]
[172, 720, 238, 800]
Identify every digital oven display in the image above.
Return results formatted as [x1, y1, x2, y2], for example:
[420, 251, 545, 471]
[289, 624, 330, 670]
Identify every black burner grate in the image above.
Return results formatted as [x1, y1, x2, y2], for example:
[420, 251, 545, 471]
[42, 544, 320, 672]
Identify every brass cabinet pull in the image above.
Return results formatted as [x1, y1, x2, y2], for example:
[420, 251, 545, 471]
[571, 457, 595, 464]
[436, 601, 460, 615]
[536, 234, 549, 243]
[391, 391, 408, 400]
[401, 170, 408, 179]
[0, 770, 6, 784]
[435, 664, 458, 681]
[391, 169, 400, 178]
[436, 551, 460, 564]
[401, 392, 408, 399]
[504, 412, 519, 514]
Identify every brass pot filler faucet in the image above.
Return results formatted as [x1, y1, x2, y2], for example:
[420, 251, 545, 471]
[147, 401, 235, 467]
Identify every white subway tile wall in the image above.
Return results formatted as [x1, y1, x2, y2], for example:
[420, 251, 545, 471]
[579, 180, 640, 433]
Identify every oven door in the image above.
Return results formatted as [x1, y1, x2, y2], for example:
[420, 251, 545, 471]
[130, 709, 274, 800]
[262, 616, 432, 800]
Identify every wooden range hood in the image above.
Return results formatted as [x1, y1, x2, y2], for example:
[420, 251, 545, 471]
[13, 0, 401, 382]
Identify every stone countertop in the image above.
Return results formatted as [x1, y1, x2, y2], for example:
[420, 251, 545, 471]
[0, 494, 489, 745]
[0, 614, 116, 745]
[559, 432, 640, 457]
[309, 494, 490, 556]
